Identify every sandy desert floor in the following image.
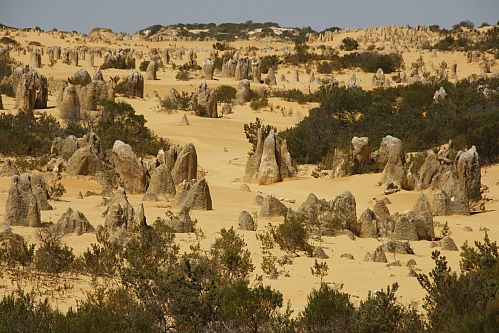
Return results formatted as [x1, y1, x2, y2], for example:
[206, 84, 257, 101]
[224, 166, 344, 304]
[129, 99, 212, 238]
[0, 28, 498, 314]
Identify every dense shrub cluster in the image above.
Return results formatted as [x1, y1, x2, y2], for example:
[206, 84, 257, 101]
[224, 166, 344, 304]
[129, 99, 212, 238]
[281, 78, 499, 165]
[317, 52, 404, 74]
[0, 100, 168, 157]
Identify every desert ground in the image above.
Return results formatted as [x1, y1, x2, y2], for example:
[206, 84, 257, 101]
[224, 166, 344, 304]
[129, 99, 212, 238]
[0, 26, 498, 315]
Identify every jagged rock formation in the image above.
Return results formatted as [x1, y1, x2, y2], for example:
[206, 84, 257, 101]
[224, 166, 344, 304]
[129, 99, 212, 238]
[30, 50, 42, 68]
[112, 140, 148, 194]
[238, 211, 255, 231]
[1, 159, 19, 177]
[351, 136, 370, 171]
[441, 236, 458, 251]
[267, 68, 277, 85]
[235, 79, 251, 105]
[5, 174, 42, 227]
[145, 60, 157, 80]
[171, 142, 197, 185]
[124, 70, 144, 98]
[251, 59, 261, 83]
[14, 70, 48, 109]
[175, 178, 212, 210]
[180, 114, 189, 126]
[29, 173, 52, 211]
[54, 207, 95, 235]
[260, 195, 288, 218]
[235, 58, 250, 80]
[165, 207, 194, 233]
[143, 164, 176, 200]
[78, 79, 114, 112]
[359, 208, 377, 238]
[379, 135, 406, 190]
[243, 129, 297, 185]
[71, 68, 91, 86]
[59, 85, 80, 122]
[102, 187, 136, 230]
[202, 58, 215, 80]
[195, 81, 217, 118]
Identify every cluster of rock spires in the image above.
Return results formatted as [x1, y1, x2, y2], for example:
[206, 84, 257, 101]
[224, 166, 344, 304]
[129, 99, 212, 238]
[244, 129, 297, 185]
[2, 135, 210, 236]
[331, 135, 481, 216]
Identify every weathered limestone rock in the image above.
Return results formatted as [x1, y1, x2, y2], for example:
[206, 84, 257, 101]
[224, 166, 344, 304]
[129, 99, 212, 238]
[372, 68, 386, 86]
[331, 149, 349, 178]
[103, 187, 135, 230]
[195, 81, 217, 118]
[235, 58, 250, 80]
[292, 70, 299, 82]
[392, 213, 419, 241]
[257, 130, 281, 185]
[251, 59, 261, 83]
[238, 211, 255, 231]
[373, 199, 393, 236]
[433, 87, 447, 101]
[235, 79, 251, 105]
[65, 146, 102, 176]
[367, 246, 388, 263]
[171, 142, 197, 185]
[130, 203, 147, 230]
[178, 178, 212, 210]
[314, 247, 329, 259]
[145, 60, 157, 80]
[30, 50, 42, 68]
[330, 190, 358, 231]
[456, 146, 481, 202]
[0, 94, 3, 109]
[5, 174, 42, 227]
[267, 68, 277, 85]
[50, 135, 78, 160]
[112, 140, 148, 194]
[143, 164, 176, 200]
[202, 58, 215, 80]
[125, 70, 144, 98]
[78, 79, 114, 112]
[260, 195, 288, 218]
[55, 207, 95, 235]
[351, 136, 370, 171]
[450, 60, 458, 80]
[93, 68, 104, 81]
[14, 70, 48, 109]
[380, 136, 406, 189]
[29, 173, 52, 211]
[166, 207, 194, 233]
[243, 128, 264, 183]
[407, 192, 435, 240]
[180, 114, 189, 126]
[1, 159, 19, 177]
[71, 68, 91, 86]
[441, 236, 458, 251]
[59, 85, 80, 122]
[359, 208, 377, 238]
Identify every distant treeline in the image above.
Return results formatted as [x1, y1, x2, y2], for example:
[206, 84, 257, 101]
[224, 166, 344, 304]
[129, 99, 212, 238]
[280, 78, 499, 166]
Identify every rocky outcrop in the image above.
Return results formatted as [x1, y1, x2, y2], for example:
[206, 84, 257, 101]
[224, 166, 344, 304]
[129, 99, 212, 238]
[238, 211, 256, 231]
[29, 173, 52, 211]
[235, 79, 251, 105]
[176, 178, 212, 211]
[71, 68, 91, 86]
[143, 164, 176, 200]
[171, 142, 197, 185]
[124, 70, 144, 98]
[78, 80, 114, 112]
[165, 207, 194, 233]
[103, 187, 135, 230]
[195, 81, 217, 118]
[260, 195, 288, 218]
[5, 174, 42, 227]
[145, 60, 157, 80]
[1, 159, 19, 177]
[392, 192, 435, 241]
[54, 207, 95, 235]
[14, 70, 48, 110]
[59, 85, 81, 122]
[66, 146, 103, 176]
[244, 129, 297, 185]
[441, 236, 458, 251]
[379, 135, 406, 190]
[359, 208, 377, 238]
[112, 140, 148, 194]
[202, 58, 215, 80]
[351, 137, 370, 171]
[328, 190, 358, 231]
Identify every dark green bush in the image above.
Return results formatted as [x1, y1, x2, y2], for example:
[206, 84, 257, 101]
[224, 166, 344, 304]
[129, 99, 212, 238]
[216, 85, 237, 104]
[260, 54, 281, 74]
[250, 96, 269, 110]
[341, 37, 359, 51]
[139, 60, 150, 71]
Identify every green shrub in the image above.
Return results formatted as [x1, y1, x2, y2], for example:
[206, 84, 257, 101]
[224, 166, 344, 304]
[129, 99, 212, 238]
[175, 69, 190, 81]
[341, 37, 359, 51]
[34, 227, 75, 275]
[260, 54, 281, 74]
[216, 85, 237, 104]
[250, 96, 269, 110]
[139, 60, 150, 71]
[0, 36, 18, 45]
